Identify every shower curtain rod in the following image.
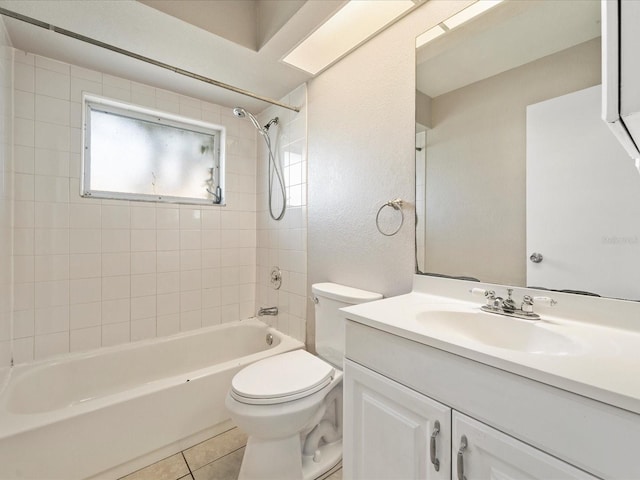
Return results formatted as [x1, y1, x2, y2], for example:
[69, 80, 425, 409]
[0, 7, 301, 113]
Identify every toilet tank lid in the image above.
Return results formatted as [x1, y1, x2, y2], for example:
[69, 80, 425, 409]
[311, 282, 382, 304]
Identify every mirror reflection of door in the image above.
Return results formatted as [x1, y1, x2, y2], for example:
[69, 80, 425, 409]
[526, 85, 640, 300]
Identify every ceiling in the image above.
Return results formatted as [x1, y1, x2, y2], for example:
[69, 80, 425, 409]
[416, 0, 601, 99]
[0, 0, 351, 114]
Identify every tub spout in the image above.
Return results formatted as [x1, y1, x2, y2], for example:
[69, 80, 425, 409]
[258, 306, 278, 316]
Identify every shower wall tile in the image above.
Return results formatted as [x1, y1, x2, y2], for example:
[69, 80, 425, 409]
[70, 326, 101, 352]
[157, 314, 180, 337]
[14, 145, 35, 174]
[70, 302, 101, 329]
[14, 118, 34, 147]
[70, 253, 101, 279]
[34, 331, 69, 360]
[13, 310, 34, 338]
[15, 61, 35, 92]
[35, 55, 70, 75]
[35, 67, 70, 101]
[15, 90, 34, 119]
[8, 49, 309, 363]
[102, 321, 130, 347]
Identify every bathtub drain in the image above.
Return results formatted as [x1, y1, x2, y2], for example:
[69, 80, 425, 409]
[266, 333, 274, 346]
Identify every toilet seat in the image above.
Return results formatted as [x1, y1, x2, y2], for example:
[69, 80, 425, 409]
[231, 350, 335, 405]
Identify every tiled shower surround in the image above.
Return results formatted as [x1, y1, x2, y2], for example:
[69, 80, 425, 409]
[5, 49, 307, 364]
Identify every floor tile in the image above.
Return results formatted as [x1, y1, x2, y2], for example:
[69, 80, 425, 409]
[325, 468, 343, 480]
[183, 427, 248, 471]
[192, 448, 245, 480]
[119, 453, 190, 480]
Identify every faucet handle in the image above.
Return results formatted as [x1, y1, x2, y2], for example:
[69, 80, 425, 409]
[469, 288, 495, 300]
[521, 295, 556, 318]
[470, 288, 499, 311]
[533, 296, 558, 307]
[521, 295, 535, 313]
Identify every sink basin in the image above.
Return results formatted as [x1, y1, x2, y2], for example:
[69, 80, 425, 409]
[416, 307, 583, 355]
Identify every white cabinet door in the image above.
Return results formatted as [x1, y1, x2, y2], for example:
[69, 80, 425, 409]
[452, 412, 598, 480]
[344, 360, 451, 480]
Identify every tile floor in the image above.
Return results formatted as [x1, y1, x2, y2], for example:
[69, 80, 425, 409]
[119, 427, 343, 480]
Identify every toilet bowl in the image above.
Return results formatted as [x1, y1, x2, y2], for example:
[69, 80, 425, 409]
[225, 282, 382, 480]
[226, 350, 343, 480]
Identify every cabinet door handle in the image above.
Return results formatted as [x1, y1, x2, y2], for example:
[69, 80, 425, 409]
[430, 420, 440, 471]
[457, 435, 468, 480]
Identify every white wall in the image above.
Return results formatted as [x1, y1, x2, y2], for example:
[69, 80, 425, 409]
[0, 19, 13, 367]
[10, 50, 261, 363]
[255, 85, 308, 342]
[306, 1, 467, 347]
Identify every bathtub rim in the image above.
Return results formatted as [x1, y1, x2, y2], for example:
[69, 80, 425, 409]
[0, 318, 303, 439]
[8, 317, 287, 371]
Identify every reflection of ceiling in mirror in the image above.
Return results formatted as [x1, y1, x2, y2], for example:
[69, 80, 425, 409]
[416, 0, 600, 98]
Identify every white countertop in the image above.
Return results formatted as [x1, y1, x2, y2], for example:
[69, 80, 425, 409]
[342, 288, 640, 416]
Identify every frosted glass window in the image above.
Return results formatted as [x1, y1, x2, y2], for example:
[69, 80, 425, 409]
[82, 95, 225, 205]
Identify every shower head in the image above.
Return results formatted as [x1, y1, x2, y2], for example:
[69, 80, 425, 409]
[264, 117, 279, 132]
[232, 106, 263, 132]
[232, 107, 246, 118]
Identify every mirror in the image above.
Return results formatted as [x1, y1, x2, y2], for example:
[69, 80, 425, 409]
[415, 0, 640, 301]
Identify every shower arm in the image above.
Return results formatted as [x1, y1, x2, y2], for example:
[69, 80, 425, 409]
[0, 7, 301, 113]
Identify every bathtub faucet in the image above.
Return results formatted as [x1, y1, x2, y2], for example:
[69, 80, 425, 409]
[258, 306, 278, 316]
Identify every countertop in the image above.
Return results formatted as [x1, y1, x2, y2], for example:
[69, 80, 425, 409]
[342, 289, 640, 416]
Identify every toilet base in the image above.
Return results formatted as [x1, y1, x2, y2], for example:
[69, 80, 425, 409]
[239, 434, 302, 480]
[237, 435, 341, 480]
[302, 439, 342, 480]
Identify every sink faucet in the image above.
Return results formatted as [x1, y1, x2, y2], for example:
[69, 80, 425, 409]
[501, 289, 518, 313]
[470, 288, 556, 320]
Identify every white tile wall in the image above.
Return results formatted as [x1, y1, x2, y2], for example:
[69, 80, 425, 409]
[256, 85, 308, 343]
[10, 50, 263, 362]
[0, 21, 13, 367]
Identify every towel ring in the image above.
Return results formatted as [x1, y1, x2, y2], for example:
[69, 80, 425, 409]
[376, 198, 404, 236]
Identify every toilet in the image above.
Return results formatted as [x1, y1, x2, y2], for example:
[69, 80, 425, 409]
[225, 282, 382, 480]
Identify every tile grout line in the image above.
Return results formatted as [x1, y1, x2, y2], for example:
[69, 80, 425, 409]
[181, 451, 194, 477]
[188, 443, 247, 475]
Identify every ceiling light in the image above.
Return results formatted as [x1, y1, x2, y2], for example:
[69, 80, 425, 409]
[416, 0, 504, 48]
[416, 25, 446, 49]
[443, 0, 504, 30]
[283, 0, 416, 75]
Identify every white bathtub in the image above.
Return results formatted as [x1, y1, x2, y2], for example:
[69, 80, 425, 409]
[0, 319, 303, 479]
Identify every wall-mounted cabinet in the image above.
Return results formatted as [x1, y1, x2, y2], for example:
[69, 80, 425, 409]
[602, 0, 640, 160]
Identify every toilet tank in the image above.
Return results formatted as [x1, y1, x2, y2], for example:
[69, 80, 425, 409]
[311, 283, 382, 368]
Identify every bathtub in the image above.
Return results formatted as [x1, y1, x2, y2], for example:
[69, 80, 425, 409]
[0, 318, 303, 479]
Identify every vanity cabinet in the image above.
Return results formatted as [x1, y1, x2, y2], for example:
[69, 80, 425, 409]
[345, 360, 596, 480]
[344, 320, 640, 479]
[344, 359, 451, 480]
[451, 412, 595, 480]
